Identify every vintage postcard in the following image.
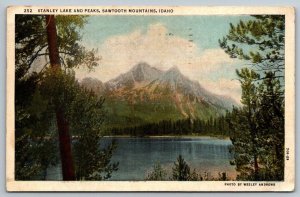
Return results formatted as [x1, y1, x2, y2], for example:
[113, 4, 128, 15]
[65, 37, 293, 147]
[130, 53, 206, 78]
[6, 6, 295, 191]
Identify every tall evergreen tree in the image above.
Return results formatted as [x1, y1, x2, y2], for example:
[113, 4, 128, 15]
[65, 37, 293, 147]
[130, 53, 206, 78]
[15, 15, 117, 180]
[229, 68, 261, 180]
[256, 71, 284, 180]
[220, 15, 285, 181]
[45, 15, 75, 180]
[228, 70, 285, 180]
[172, 155, 191, 181]
[70, 87, 119, 180]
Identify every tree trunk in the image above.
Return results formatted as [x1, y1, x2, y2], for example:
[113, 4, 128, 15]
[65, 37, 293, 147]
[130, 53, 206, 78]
[248, 101, 259, 180]
[254, 154, 259, 180]
[45, 15, 75, 180]
[55, 108, 75, 180]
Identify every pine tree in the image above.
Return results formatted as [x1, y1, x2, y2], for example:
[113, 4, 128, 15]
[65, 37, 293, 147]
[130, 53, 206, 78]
[221, 15, 285, 181]
[172, 155, 191, 181]
[219, 15, 285, 77]
[229, 68, 261, 180]
[45, 15, 75, 180]
[145, 162, 167, 181]
[256, 72, 284, 180]
[15, 15, 110, 180]
[70, 87, 119, 180]
[228, 70, 285, 180]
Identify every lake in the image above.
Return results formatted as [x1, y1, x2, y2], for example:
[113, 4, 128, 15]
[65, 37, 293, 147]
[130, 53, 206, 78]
[46, 137, 236, 181]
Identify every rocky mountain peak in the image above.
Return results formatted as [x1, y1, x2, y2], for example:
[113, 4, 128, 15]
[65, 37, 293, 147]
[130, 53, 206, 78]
[81, 62, 238, 110]
[105, 62, 163, 90]
[159, 65, 186, 86]
[167, 65, 180, 73]
[130, 62, 162, 82]
[130, 62, 151, 72]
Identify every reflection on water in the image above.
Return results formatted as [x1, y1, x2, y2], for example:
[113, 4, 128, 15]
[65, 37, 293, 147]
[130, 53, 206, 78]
[47, 137, 236, 181]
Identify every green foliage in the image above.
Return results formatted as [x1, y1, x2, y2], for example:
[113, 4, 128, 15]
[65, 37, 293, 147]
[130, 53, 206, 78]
[219, 15, 285, 75]
[171, 155, 203, 181]
[189, 169, 201, 181]
[15, 15, 46, 79]
[229, 68, 261, 180]
[15, 133, 59, 180]
[39, 69, 78, 111]
[220, 15, 285, 181]
[228, 69, 284, 181]
[172, 155, 191, 181]
[40, 70, 119, 180]
[111, 115, 231, 137]
[15, 84, 59, 180]
[15, 15, 99, 80]
[15, 15, 117, 180]
[144, 157, 231, 181]
[70, 86, 119, 180]
[15, 70, 60, 180]
[145, 162, 167, 181]
[146, 156, 201, 181]
[236, 68, 260, 107]
[14, 15, 91, 179]
[217, 172, 228, 181]
[256, 72, 284, 180]
[103, 85, 225, 129]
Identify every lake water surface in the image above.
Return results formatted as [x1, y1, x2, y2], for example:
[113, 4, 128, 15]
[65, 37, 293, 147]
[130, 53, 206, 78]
[47, 137, 236, 180]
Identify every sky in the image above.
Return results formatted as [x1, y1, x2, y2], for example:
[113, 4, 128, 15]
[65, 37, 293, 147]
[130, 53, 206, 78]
[75, 15, 254, 103]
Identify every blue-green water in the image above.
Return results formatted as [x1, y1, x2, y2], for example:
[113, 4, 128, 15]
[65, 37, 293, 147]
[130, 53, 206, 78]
[46, 137, 236, 180]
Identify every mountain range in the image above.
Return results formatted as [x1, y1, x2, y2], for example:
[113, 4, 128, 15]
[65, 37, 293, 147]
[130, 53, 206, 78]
[80, 62, 238, 128]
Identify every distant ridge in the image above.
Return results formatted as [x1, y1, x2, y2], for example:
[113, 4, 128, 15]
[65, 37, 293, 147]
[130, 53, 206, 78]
[81, 62, 238, 127]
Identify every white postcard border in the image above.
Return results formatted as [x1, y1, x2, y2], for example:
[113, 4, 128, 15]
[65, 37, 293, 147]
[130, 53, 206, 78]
[6, 6, 295, 192]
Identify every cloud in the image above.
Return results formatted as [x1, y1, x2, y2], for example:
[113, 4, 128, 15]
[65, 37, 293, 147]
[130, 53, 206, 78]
[75, 23, 242, 100]
[76, 23, 196, 80]
[190, 49, 236, 72]
[199, 78, 242, 104]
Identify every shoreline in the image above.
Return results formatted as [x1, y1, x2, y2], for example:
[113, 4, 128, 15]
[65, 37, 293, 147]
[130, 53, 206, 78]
[102, 135, 230, 140]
